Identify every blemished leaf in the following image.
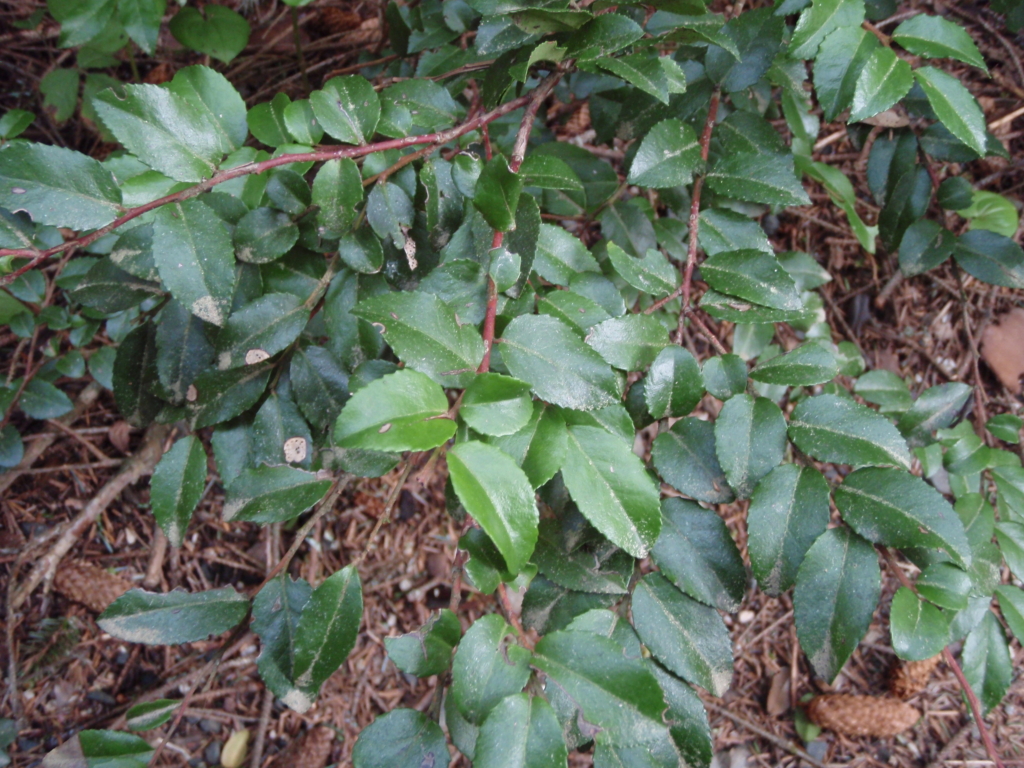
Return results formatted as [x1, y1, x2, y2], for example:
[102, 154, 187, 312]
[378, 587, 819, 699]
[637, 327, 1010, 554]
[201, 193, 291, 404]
[793, 527, 881, 682]
[500, 314, 621, 411]
[286, 564, 362, 713]
[896, 382, 973, 447]
[890, 587, 952, 661]
[750, 342, 838, 386]
[252, 574, 312, 702]
[451, 614, 532, 724]
[251, 391, 312, 468]
[652, 498, 746, 612]
[564, 13, 644, 60]
[961, 611, 1012, 714]
[699, 249, 803, 311]
[747, 464, 831, 596]
[849, 46, 914, 123]
[652, 417, 734, 504]
[531, 519, 633, 595]
[353, 291, 484, 389]
[789, 394, 911, 468]
[533, 223, 601, 285]
[714, 394, 787, 500]
[94, 84, 224, 182]
[98, 586, 249, 645]
[627, 119, 701, 188]
[333, 369, 456, 452]
[474, 155, 523, 232]
[952, 229, 1024, 290]
[352, 709, 448, 768]
[461, 373, 534, 436]
[789, 0, 866, 60]
[607, 243, 678, 298]
[586, 314, 670, 371]
[473, 694, 568, 768]
[125, 700, 181, 732]
[645, 346, 704, 420]
[448, 441, 539, 575]
[893, 14, 987, 70]
[309, 76, 380, 145]
[488, 402, 567, 489]
[223, 466, 332, 524]
[834, 467, 972, 568]
[0, 143, 121, 230]
[152, 200, 235, 327]
[632, 573, 733, 696]
[532, 629, 668, 745]
[915, 66, 987, 157]
[150, 436, 206, 547]
[705, 153, 811, 207]
[561, 424, 662, 559]
[215, 293, 310, 370]
[384, 610, 461, 677]
[168, 4, 250, 63]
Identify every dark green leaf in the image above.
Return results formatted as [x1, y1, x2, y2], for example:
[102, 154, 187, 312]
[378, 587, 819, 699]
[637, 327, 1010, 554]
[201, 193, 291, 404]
[701, 354, 747, 400]
[98, 586, 249, 644]
[533, 223, 601, 286]
[961, 611, 1012, 714]
[714, 394, 787, 500]
[987, 414, 1022, 444]
[474, 694, 568, 768]
[312, 159, 362, 240]
[916, 562, 972, 611]
[215, 292, 309, 370]
[112, 323, 161, 427]
[384, 610, 461, 677]
[310, 76, 380, 145]
[607, 243, 678, 298]
[488, 402, 568, 489]
[223, 466, 331, 524]
[168, 65, 248, 153]
[565, 13, 644, 60]
[750, 342, 838, 386]
[652, 417, 734, 504]
[587, 314, 669, 371]
[125, 700, 181, 732]
[789, 394, 911, 468]
[378, 79, 460, 136]
[627, 119, 701, 188]
[699, 249, 803, 311]
[474, 155, 523, 232]
[705, 8, 784, 92]
[814, 26, 879, 121]
[952, 229, 1024, 289]
[645, 346, 703, 419]
[789, 0, 865, 59]
[915, 66, 987, 156]
[898, 219, 956, 277]
[77, 730, 153, 767]
[189, 361, 273, 429]
[352, 709, 448, 768]
[519, 154, 584, 192]
[252, 574, 312, 701]
[896, 382, 972, 447]
[150, 435, 206, 547]
[893, 14, 986, 70]
[168, 4, 250, 63]
[996, 585, 1024, 644]
[706, 153, 810, 207]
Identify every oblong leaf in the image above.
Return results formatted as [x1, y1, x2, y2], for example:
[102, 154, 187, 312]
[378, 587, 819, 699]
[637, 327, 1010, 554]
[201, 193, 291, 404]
[150, 435, 207, 547]
[749, 342, 838, 386]
[215, 292, 310, 370]
[699, 249, 802, 311]
[890, 586, 951, 661]
[788, 394, 911, 469]
[714, 394, 787, 500]
[98, 586, 249, 644]
[223, 466, 332, 524]
[652, 417, 734, 504]
[474, 694, 568, 768]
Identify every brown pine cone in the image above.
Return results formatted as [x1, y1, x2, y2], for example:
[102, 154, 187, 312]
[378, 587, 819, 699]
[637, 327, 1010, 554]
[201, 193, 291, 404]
[889, 655, 942, 698]
[268, 726, 335, 768]
[53, 560, 132, 613]
[806, 694, 920, 738]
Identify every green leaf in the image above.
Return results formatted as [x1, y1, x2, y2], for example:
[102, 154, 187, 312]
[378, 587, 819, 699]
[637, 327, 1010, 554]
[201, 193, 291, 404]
[532, 629, 668, 745]
[0, 425, 24, 469]
[152, 200, 235, 327]
[750, 342, 838, 386]
[252, 574, 312, 701]
[644, 346, 703, 420]
[537, 290, 611, 334]
[987, 414, 1022, 444]
[125, 699, 181, 732]
[961, 611, 1012, 714]
[849, 46, 914, 122]
[914, 66, 987, 156]
[234, 208, 299, 264]
[223, 466, 332, 524]
[169, 4, 250, 63]
[890, 586, 951, 661]
[40, 68, 78, 123]
[500, 315, 621, 411]
[601, 199, 656, 256]
[996, 585, 1024, 644]
[897, 219, 955, 277]
[378, 79, 460, 137]
[168, 65, 248, 153]
[150, 435, 206, 547]
[112, 324, 161, 427]
[706, 153, 810, 207]
[448, 441, 539, 574]
[996, 521, 1024, 581]
[699, 249, 803, 311]
[384, 610, 462, 677]
[854, 369, 912, 413]
[474, 155, 523, 232]
[352, 709, 448, 768]
[75, 730, 154, 767]
[533, 223, 601, 285]
[627, 119, 701, 188]
[702, 354, 747, 400]
[952, 229, 1024, 289]
[98, 586, 249, 644]
[789, 393, 911, 468]
[994, 467, 1024, 518]
[337, 229, 384, 274]
[789, 0, 866, 59]
[118, 0, 164, 53]
[94, 84, 224, 182]
[632, 573, 733, 696]
[960, 191, 1019, 238]
[289, 346, 350, 432]
[189, 361, 273, 429]
[474, 694, 568, 768]
[561, 424, 662, 558]
[353, 291, 484, 388]
[748, 464, 831, 595]
[20, 377, 74, 420]
[488, 402, 567, 489]
[531, 519, 633, 595]
[565, 13, 644, 60]
[793, 527, 881, 682]
[704, 7, 784, 91]
[0, 109, 34, 139]
[334, 369, 457, 452]
[714, 394, 787, 500]
[48, 0, 116, 47]
[0, 143, 121, 230]
[893, 14, 986, 70]
[586, 314, 669, 371]
[247, 92, 291, 147]
[461, 373, 534, 436]
[518, 154, 584, 192]
[309, 76, 380, 145]
[834, 467, 972, 567]
[916, 562, 971, 611]
[451, 614, 532, 724]
[813, 26, 879, 121]
[312, 158, 363, 240]
[652, 498, 746, 612]
[652, 417, 734, 504]
[896, 382, 973, 447]
[215, 293, 309, 370]
[607, 243, 678, 298]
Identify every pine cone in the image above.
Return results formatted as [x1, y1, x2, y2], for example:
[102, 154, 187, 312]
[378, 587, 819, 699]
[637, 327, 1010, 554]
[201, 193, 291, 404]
[806, 694, 920, 738]
[312, 7, 363, 36]
[268, 726, 334, 768]
[53, 560, 132, 613]
[564, 102, 591, 137]
[889, 655, 941, 698]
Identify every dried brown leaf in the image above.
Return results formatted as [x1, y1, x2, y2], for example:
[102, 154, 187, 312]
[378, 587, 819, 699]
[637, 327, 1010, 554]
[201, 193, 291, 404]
[982, 307, 1024, 394]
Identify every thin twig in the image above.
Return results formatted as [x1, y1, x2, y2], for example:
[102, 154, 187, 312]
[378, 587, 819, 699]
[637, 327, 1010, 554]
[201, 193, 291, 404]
[355, 461, 415, 565]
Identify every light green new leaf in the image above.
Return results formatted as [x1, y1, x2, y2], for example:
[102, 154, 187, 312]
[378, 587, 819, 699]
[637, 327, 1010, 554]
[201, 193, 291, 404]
[961, 611, 1012, 714]
[890, 587, 952, 661]
[586, 314, 669, 371]
[150, 436, 206, 547]
[789, 0, 866, 60]
[632, 573, 733, 696]
[893, 14, 986, 71]
[645, 346, 704, 420]
[352, 709, 448, 768]
[849, 46, 914, 123]
[652, 417, 734, 504]
[793, 527, 880, 681]
[461, 373, 534, 436]
[627, 119, 701, 188]
[215, 293, 310, 370]
[474, 695, 568, 768]
[607, 243, 678, 297]
[287, 565, 362, 713]
[488, 402, 567, 489]
[562, 424, 661, 558]
[750, 342, 838, 386]
[789, 394, 911, 468]
[915, 66, 987, 156]
[834, 467, 972, 567]
[98, 586, 249, 645]
[0, 143, 121, 230]
[699, 249, 803, 311]
[714, 394, 787, 500]
[706, 152, 811, 207]
[223, 466, 332, 523]
[448, 441, 539, 575]
[309, 76, 380, 145]
[451, 614, 532, 724]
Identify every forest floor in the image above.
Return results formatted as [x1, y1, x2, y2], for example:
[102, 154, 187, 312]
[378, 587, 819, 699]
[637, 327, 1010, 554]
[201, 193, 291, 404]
[1, 0, 1024, 766]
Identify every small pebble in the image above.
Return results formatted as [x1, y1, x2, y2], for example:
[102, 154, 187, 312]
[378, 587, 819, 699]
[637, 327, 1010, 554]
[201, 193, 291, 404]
[200, 719, 221, 734]
[204, 740, 222, 765]
[806, 740, 829, 762]
[738, 609, 756, 624]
